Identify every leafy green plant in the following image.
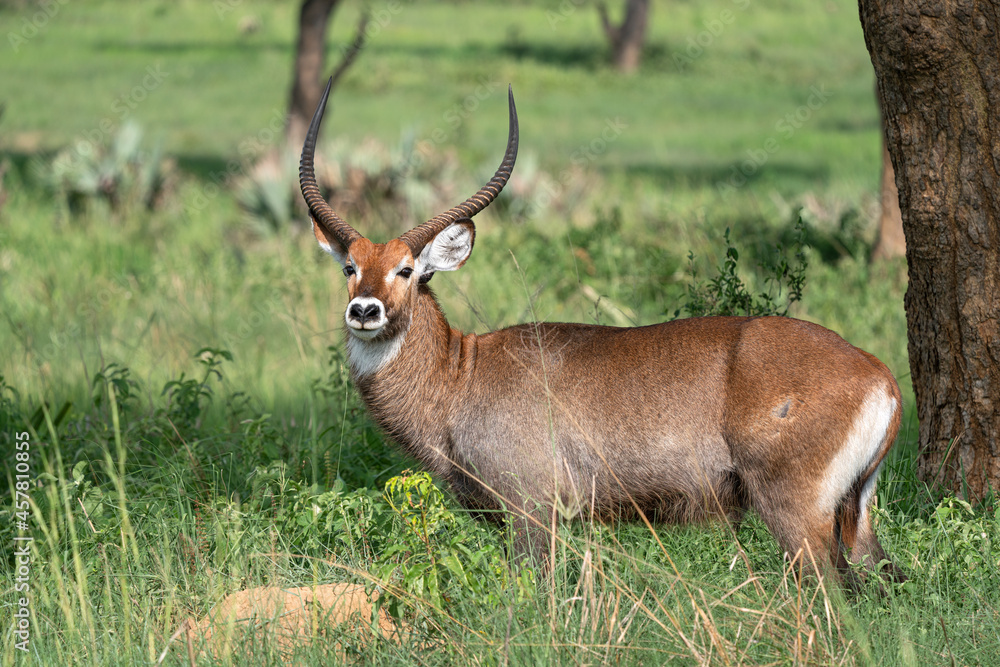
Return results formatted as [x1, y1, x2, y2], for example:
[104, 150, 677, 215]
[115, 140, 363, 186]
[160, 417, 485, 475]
[236, 133, 461, 235]
[33, 121, 173, 217]
[491, 152, 568, 222]
[18, 460, 112, 560]
[91, 363, 140, 414]
[160, 347, 232, 430]
[245, 462, 392, 562]
[793, 201, 871, 264]
[373, 471, 531, 620]
[676, 216, 808, 318]
[879, 496, 1000, 586]
[240, 412, 285, 465]
[319, 132, 460, 233]
[234, 149, 297, 232]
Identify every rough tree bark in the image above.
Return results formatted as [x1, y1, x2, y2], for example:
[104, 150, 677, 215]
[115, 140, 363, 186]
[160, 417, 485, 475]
[285, 0, 368, 152]
[598, 0, 650, 74]
[859, 0, 1000, 499]
[871, 104, 906, 261]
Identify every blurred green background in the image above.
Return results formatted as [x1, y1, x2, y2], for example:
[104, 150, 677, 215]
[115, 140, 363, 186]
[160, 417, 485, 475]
[1, 0, 908, 409]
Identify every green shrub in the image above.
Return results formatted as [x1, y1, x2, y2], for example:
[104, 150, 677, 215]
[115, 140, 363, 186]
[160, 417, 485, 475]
[32, 121, 173, 217]
[879, 496, 1000, 586]
[373, 471, 532, 621]
[160, 347, 232, 431]
[676, 216, 808, 318]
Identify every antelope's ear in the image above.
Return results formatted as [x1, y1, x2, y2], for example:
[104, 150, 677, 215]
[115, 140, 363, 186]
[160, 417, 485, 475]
[415, 219, 475, 279]
[312, 216, 349, 267]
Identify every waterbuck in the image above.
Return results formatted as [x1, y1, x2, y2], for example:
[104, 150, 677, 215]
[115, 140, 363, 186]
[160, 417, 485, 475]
[299, 79, 902, 585]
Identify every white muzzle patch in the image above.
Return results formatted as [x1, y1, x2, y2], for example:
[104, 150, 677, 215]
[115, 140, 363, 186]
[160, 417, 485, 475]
[345, 296, 387, 339]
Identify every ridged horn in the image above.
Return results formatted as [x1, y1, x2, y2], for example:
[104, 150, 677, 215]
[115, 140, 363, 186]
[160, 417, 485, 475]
[398, 85, 519, 254]
[299, 77, 362, 249]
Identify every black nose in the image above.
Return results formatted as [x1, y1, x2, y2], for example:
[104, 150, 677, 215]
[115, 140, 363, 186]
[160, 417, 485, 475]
[349, 303, 382, 323]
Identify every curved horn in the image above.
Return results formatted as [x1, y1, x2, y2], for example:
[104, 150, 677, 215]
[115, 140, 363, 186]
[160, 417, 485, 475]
[398, 85, 519, 254]
[299, 77, 362, 249]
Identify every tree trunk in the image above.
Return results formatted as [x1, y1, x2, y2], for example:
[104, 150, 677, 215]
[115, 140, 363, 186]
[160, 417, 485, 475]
[286, 0, 341, 152]
[598, 0, 650, 74]
[859, 0, 1000, 499]
[870, 108, 905, 261]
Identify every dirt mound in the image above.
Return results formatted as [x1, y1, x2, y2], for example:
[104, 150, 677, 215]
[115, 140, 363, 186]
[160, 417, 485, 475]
[193, 583, 401, 660]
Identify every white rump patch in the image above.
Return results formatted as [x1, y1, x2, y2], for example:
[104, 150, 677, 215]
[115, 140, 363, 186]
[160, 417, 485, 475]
[346, 331, 406, 377]
[415, 222, 473, 276]
[818, 386, 897, 518]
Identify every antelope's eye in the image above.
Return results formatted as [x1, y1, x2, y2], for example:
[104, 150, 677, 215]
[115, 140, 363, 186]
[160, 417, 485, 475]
[343, 265, 356, 277]
[398, 267, 414, 279]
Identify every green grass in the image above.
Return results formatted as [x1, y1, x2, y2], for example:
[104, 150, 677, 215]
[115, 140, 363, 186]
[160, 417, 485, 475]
[2, 0, 997, 665]
[4, 0, 881, 190]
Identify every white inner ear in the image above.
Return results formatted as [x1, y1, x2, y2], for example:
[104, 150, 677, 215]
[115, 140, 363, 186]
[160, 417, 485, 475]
[415, 222, 474, 275]
[313, 221, 348, 267]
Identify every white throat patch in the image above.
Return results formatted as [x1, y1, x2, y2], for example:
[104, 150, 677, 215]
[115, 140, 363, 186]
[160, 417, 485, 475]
[345, 330, 407, 377]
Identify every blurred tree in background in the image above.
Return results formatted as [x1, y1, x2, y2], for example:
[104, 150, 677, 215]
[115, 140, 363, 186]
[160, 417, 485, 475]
[871, 99, 905, 261]
[285, 0, 369, 151]
[598, 0, 650, 73]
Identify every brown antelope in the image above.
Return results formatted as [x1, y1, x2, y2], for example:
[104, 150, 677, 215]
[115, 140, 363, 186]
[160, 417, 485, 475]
[299, 79, 903, 585]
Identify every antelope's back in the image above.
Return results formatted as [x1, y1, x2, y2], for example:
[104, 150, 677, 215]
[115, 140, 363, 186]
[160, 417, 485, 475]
[450, 316, 897, 509]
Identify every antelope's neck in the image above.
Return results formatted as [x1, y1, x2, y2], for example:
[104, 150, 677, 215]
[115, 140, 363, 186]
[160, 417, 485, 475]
[348, 289, 476, 475]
